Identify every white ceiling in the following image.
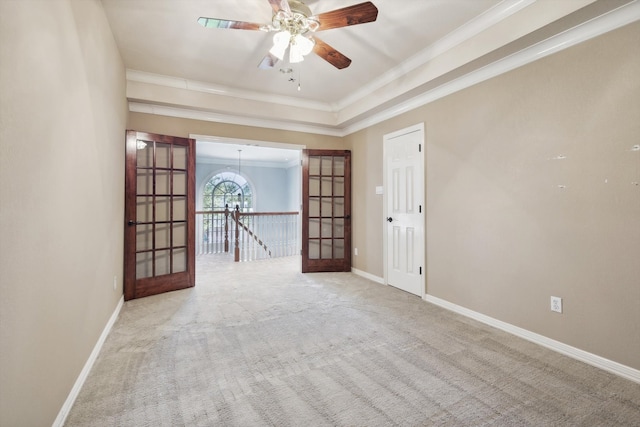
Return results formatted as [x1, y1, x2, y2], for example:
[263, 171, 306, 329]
[101, 0, 640, 160]
[102, 0, 500, 103]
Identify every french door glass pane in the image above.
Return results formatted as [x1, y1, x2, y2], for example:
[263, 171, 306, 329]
[321, 178, 332, 196]
[156, 197, 170, 222]
[136, 252, 152, 279]
[321, 198, 332, 217]
[334, 239, 345, 259]
[334, 178, 344, 196]
[309, 157, 321, 175]
[309, 198, 320, 216]
[136, 197, 152, 222]
[156, 224, 170, 248]
[334, 157, 345, 176]
[306, 153, 349, 262]
[334, 219, 344, 238]
[136, 224, 153, 251]
[309, 219, 320, 238]
[321, 156, 332, 175]
[135, 138, 188, 280]
[156, 143, 171, 168]
[309, 240, 320, 259]
[173, 197, 186, 221]
[334, 198, 345, 217]
[137, 142, 153, 167]
[174, 171, 186, 195]
[321, 240, 332, 259]
[321, 219, 332, 237]
[137, 170, 153, 194]
[173, 248, 187, 273]
[156, 170, 170, 194]
[173, 223, 186, 246]
[173, 146, 187, 169]
[156, 249, 170, 275]
[309, 177, 320, 196]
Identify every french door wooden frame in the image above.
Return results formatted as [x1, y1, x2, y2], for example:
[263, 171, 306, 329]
[124, 131, 195, 300]
[302, 149, 351, 273]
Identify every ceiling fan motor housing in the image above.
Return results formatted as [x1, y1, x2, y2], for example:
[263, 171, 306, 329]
[288, 0, 312, 18]
[273, 0, 319, 35]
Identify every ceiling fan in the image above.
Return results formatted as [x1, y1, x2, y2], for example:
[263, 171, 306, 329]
[197, 0, 378, 70]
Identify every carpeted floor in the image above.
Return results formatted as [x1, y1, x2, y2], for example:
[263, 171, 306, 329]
[65, 254, 640, 426]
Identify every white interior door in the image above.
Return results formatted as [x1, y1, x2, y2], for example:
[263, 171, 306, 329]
[384, 124, 425, 297]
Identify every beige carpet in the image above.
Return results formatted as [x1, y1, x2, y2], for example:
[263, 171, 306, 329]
[65, 254, 640, 426]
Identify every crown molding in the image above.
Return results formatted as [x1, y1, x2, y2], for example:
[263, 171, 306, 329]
[192, 134, 306, 150]
[128, 0, 639, 138]
[333, 0, 536, 112]
[126, 69, 334, 113]
[128, 102, 344, 137]
[342, 0, 640, 136]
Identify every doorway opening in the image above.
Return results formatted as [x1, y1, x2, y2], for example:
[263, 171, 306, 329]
[193, 135, 304, 264]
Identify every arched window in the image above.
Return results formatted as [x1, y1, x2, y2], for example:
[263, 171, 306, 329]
[203, 171, 253, 212]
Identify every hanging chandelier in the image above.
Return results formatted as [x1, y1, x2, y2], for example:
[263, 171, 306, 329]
[265, 0, 319, 63]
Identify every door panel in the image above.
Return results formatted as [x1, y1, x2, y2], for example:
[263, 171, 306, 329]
[302, 150, 351, 272]
[385, 126, 424, 296]
[124, 131, 195, 300]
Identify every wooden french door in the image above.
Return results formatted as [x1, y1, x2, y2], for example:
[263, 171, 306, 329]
[302, 150, 351, 272]
[124, 131, 195, 300]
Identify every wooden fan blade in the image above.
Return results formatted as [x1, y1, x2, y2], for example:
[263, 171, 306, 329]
[316, 1, 378, 31]
[258, 52, 280, 69]
[313, 37, 352, 69]
[267, 0, 290, 13]
[197, 17, 262, 31]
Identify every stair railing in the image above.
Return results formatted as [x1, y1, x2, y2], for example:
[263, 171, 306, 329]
[196, 205, 299, 262]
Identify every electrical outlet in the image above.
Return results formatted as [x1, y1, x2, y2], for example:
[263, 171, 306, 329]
[354, 247, 358, 256]
[550, 296, 562, 313]
[113, 275, 117, 291]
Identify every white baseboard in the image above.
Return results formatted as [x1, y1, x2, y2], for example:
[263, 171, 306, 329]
[351, 268, 385, 285]
[424, 294, 640, 384]
[53, 296, 124, 427]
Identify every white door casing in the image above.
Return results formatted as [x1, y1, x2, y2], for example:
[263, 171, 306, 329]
[383, 124, 425, 297]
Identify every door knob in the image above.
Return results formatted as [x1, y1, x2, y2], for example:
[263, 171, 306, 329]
[128, 220, 139, 226]
[387, 217, 393, 222]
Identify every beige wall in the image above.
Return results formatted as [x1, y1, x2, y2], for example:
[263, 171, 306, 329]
[346, 22, 640, 369]
[0, 0, 127, 425]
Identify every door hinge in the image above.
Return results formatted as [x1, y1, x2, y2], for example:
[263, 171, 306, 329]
[419, 205, 422, 213]
[419, 144, 422, 152]
[419, 267, 422, 275]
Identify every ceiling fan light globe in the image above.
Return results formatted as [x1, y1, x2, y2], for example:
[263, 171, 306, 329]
[270, 30, 290, 60]
[289, 44, 305, 63]
[293, 34, 314, 56]
[270, 44, 287, 61]
[272, 30, 291, 47]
